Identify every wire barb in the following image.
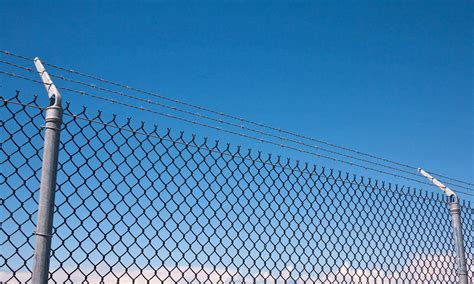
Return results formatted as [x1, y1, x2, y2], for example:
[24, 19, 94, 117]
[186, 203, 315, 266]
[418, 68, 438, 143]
[0, 50, 473, 190]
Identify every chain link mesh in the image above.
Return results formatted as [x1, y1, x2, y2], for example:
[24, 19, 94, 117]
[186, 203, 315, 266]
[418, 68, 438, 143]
[1, 92, 473, 283]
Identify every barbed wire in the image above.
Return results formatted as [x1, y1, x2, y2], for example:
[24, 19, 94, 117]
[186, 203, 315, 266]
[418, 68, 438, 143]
[1, 59, 465, 189]
[3, 96, 474, 200]
[2, 68, 474, 194]
[2, 49, 473, 188]
[36, 64, 474, 186]
[2, 49, 472, 188]
[0, 49, 472, 188]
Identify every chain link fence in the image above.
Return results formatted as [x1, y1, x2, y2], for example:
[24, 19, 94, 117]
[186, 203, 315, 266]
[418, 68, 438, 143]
[1, 92, 473, 283]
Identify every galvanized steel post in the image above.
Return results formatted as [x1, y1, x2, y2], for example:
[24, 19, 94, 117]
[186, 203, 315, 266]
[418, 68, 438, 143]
[418, 168, 469, 284]
[31, 58, 63, 284]
[449, 197, 469, 284]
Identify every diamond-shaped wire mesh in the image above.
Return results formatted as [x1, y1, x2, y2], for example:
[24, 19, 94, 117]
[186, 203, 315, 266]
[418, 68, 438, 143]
[1, 92, 473, 283]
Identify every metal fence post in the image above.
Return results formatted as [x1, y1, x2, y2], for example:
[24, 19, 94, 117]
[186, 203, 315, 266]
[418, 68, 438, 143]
[31, 58, 63, 284]
[449, 197, 469, 284]
[419, 168, 469, 284]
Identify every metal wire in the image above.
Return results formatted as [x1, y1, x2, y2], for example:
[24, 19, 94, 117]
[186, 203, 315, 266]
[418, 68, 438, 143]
[1, 68, 473, 194]
[1, 58, 463, 188]
[1, 49, 470, 188]
[0, 70, 471, 193]
[2, 92, 473, 283]
[6, 96, 474, 201]
[46, 73, 450, 181]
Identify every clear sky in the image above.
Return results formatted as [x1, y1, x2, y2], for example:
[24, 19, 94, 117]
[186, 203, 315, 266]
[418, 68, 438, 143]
[1, 1, 472, 197]
[1, 2, 473, 282]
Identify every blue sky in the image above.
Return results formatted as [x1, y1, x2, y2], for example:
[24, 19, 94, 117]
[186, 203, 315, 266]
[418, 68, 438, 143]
[1, 2, 473, 282]
[1, 1, 472, 196]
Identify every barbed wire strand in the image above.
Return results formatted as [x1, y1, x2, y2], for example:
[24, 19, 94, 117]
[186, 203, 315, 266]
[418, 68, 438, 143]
[2, 69, 474, 194]
[1, 49, 472, 187]
[3, 97, 474, 200]
[1, 59, 466, 189]
[1, 50, 472, 188]
[2, 49, 472, 188]
[1, 59, 473, 191]
[38, 72, 474, 186]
